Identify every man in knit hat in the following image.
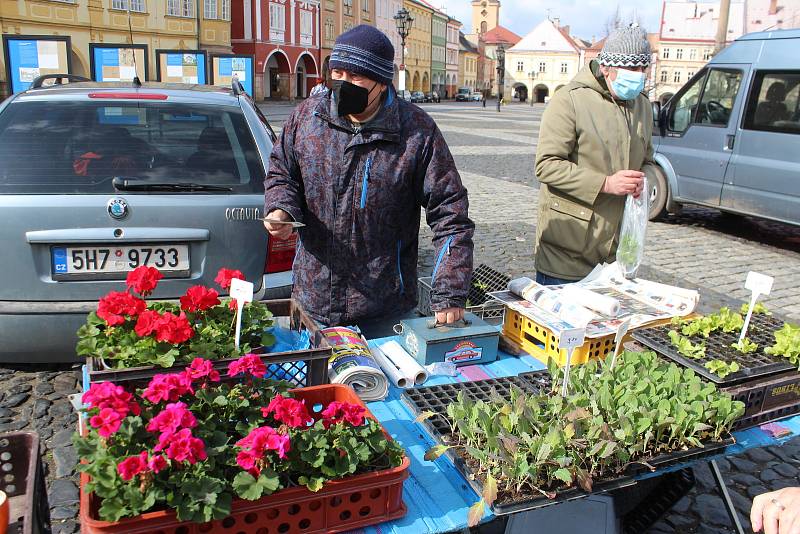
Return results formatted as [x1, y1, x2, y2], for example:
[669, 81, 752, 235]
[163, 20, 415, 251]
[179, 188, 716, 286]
[533, 23, 656, 284]
[263, 24, 474, 336]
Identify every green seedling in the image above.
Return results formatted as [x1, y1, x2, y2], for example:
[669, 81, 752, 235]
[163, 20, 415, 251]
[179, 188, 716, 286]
[705, 359, 741, 378]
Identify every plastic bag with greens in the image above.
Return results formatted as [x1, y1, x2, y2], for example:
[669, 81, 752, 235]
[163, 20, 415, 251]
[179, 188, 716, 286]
[616, 176, 649, 278]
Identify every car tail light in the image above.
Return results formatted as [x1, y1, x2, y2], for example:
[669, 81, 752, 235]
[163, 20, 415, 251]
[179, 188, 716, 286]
[265, 233, 297, 273]
[88, 92, 168, 100]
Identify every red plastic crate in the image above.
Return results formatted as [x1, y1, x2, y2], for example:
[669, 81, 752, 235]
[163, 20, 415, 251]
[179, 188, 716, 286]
[80, 384, 409, 534]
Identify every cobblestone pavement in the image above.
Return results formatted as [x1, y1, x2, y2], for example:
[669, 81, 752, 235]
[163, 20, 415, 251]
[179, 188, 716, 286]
[2, 99, 799, 533]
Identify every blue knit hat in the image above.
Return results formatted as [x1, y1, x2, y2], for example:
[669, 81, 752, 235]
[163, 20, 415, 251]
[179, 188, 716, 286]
[329, 25, 395, 85]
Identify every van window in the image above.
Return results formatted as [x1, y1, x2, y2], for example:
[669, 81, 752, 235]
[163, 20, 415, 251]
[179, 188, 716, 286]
[0, 101, 266, 194]
[743, 71, 800, 135]
[696, 69, 743, 126]
[668, 70, 707, 133]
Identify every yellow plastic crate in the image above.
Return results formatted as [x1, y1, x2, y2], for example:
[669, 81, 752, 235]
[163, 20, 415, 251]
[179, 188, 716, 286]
[501, 307, 614, 366]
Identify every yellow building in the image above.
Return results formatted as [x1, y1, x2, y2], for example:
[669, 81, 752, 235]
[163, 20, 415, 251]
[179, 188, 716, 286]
[458, 32, 478, 90]
[404, 0, 431, 92]
[1, 0, 231, 96]
[321, 0, 377, 73]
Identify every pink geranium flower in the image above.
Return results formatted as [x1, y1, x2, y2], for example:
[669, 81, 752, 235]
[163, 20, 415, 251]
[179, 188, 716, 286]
[147, 454, 168, 474]
[321, 402, 367, 429]
[227, 354, 266, 379]
[117, 451, 149, 481]
[89, 407, 125, 438]
[142, 373, 194, 404]
[157, 428, 207, 465]
[261, 394, 312, 428]
[235, 426, 291, 475]
[146, 402, 197, 437]
[185, 358, 221, 383]
[82, 382, 141, 417]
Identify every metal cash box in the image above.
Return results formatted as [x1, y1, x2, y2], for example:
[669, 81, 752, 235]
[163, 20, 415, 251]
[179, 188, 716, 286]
[398, 313, 499, 366]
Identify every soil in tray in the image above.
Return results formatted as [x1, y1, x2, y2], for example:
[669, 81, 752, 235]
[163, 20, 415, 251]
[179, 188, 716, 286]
[633, 314, 794, 385]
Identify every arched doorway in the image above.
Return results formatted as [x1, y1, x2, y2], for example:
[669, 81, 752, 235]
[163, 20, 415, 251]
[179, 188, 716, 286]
[512, 83, 528, 102]
[295, 53, 318, 98]
[412, 71, 420, 92]
[71, 49, 88, 78]
[264, 50, 291, 100]
[534, 84, 549, 103]
[422, 72, 429, 92]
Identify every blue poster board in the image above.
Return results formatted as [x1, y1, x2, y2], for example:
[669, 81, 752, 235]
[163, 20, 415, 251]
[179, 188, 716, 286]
[212, 55, 254, 96]
[158, 52, 206, 84]
[3, 37, 70, 93]
[90, 45, 147, 82]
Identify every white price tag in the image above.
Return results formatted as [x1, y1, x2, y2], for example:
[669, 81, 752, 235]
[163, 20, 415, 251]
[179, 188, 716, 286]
[559, 328, 586, 350]
[745, 271, 773, 296]
[230, 278, 254, 304]
[610, 319, 632, 369]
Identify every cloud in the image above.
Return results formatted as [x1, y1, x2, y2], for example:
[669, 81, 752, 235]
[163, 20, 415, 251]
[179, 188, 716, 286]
[436, 0, 662, 40]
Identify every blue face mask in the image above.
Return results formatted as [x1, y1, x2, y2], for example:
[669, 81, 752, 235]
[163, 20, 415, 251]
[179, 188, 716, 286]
[610, 68, 646, 100]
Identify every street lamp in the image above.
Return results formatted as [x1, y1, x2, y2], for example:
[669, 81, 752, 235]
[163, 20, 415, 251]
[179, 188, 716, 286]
[495, 44, 505, 112]
[394, 8, 414, 93]
[528, 71, 536, 107]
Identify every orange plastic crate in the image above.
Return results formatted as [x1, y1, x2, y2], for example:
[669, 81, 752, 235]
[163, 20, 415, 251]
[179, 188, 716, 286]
[80, 384, 409, 534]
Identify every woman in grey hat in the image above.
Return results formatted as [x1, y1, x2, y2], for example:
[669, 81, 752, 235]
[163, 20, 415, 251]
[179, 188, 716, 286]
[533, 23, 657, 285]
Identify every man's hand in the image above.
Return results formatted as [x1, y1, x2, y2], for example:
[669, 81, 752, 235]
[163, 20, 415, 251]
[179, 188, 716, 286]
[435, 307, 465, 325]
[263, 209, 294, 241]
[602, 170, 645, 197]
[751, 487, 800, 534]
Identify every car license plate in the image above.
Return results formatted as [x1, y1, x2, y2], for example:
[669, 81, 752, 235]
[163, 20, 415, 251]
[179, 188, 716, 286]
[51, 244, 190, 280]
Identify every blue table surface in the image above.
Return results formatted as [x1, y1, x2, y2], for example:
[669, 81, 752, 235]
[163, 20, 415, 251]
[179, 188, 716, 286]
[353, 336, 800, 534]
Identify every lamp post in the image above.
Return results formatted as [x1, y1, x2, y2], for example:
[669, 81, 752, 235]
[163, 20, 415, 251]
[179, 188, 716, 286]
[495, 44, 505, 112]
[529, 71, 536, 107]
[394, 8, 414, 93]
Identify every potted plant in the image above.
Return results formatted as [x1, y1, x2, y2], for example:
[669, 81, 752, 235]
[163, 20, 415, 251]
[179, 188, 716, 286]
[76, 356, 408, 533]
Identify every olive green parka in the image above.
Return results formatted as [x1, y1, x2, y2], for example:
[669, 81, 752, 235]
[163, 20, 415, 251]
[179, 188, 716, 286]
[534, 60, 657, 281]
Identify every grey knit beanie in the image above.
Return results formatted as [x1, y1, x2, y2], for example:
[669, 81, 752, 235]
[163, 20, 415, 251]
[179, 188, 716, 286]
[599, 23, 651, 68]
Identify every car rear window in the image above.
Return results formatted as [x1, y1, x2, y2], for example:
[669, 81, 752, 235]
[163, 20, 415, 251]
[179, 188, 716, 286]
[0, 100, 267, 194]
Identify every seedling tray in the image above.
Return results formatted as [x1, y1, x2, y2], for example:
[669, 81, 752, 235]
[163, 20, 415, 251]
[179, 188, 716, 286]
[632, 314, 792, 386]
[86, 299, 331, 388]
[403, 374, 733, 513]
[725, 370, 800, 431]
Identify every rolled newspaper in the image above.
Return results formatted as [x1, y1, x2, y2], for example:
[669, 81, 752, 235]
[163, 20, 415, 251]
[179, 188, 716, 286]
[378, 340, 429, 386]
[508, 277, 595, 327]
[560, 285, 621, 317]
[322, 327, 388, 401]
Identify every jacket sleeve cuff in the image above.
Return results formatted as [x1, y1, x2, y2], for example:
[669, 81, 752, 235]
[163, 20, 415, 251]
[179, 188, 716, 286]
[264, 204, 303, 224]
[429, 297, 468, 312]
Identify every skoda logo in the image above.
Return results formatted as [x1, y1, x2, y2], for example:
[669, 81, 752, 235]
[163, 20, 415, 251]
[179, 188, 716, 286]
[107, 198, 129, 220]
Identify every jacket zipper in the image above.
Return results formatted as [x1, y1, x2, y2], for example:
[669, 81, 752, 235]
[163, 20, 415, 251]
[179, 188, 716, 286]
[397, 239, 405, 294]
[360, 157, 372, 209]
[431, 235, 454, 284]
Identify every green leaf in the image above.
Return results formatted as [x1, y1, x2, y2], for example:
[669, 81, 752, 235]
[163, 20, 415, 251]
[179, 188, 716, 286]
[482, 473, 498, 506]
[553, 468, 573, 484]
[298, 475, 326, 492]
[232, 472, 267, 501]
[414, 410, 436, 423]
[424, 445, 451, 461]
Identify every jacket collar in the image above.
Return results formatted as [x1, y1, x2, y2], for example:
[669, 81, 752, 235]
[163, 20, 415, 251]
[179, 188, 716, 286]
[313, 87, 402, 142]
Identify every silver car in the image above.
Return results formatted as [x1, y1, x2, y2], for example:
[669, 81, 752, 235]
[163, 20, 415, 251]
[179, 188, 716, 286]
[0, 80, 294, 362]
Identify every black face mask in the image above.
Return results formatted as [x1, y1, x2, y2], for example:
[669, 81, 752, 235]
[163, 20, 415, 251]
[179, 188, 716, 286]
[331, 80, 378, 117]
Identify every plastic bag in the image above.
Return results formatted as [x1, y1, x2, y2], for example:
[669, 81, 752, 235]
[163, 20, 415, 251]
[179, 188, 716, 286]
[615, 176, 649, 278]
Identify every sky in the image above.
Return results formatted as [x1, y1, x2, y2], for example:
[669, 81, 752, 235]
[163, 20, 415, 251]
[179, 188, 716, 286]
[435, 0, 665, 42]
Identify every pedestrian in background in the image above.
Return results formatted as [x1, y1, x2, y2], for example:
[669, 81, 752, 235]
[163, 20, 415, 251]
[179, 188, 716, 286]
[309, 70, 329, 97]
[263, 25, 474, 337]
[533, 23, 655, 285]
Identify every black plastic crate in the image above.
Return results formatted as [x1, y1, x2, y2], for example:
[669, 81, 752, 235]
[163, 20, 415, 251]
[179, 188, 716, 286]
[417, 264, 510, 319]
[622, 468, 695, 534]
[0, 432, 48, 534]
[632, 314, 793, 386]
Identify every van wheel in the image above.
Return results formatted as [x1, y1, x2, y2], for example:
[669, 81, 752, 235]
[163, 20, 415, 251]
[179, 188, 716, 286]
[649, 167, 669, 221]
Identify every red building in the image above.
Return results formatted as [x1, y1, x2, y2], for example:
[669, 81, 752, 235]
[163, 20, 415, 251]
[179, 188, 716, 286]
[232, 0, 321, 100]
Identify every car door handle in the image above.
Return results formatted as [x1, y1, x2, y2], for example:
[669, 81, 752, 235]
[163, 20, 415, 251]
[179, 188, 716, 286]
[725, 135, 735, 150]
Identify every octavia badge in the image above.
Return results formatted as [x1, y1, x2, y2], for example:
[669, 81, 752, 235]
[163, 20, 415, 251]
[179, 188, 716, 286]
[107, 198, 129, 220]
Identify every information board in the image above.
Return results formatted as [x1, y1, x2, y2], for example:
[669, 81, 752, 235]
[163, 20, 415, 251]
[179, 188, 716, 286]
[211, 55, 254, 96]
[156, 50, 207, 84]
[2, 36, 71, 93]
[90, 45, 147, 82]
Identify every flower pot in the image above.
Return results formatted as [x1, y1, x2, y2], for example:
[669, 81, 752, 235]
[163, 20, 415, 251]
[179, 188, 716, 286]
[80, 384, 410, 534]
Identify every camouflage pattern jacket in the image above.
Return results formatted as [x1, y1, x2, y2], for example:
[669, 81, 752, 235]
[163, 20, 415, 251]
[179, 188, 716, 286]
[264, 90, 475, 327]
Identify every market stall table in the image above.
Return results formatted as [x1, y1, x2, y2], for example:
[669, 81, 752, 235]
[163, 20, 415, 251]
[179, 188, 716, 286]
[356, 336, 800, 534]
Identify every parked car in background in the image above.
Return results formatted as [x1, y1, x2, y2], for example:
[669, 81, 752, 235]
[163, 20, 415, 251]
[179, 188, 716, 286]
[410, 91, 426, 103]
[456, 87, 471, 102]
[0, 78, 295, 362]
[471, 92, 484, 102]
[425, 91, 440, 103]
[650, 29, 800, 226]
[397, 89, 412, 101]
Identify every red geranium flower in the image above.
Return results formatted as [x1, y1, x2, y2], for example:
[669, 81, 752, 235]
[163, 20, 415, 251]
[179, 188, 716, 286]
[154, 312, 194, 345]
[147, 454, 168, 474]
[215, 268, 244, 290]
[126, 266, 163, 296]
[227, 354, 266, 378]
[157, 428, 207, 464]
[261, 394, 312, 428]
[180, 285, 220, 313]
[134, 310, 162, 337]
[96, 291, 146, 326]
[142, 373, 194, 404]
[185, 358, 221, 383]
[89, 407, 125, 438]
[117, 451, 149, 481]
[235, 426, 291, 476]
[146, 402, 197, 437]
[321, 401, 367, 428]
